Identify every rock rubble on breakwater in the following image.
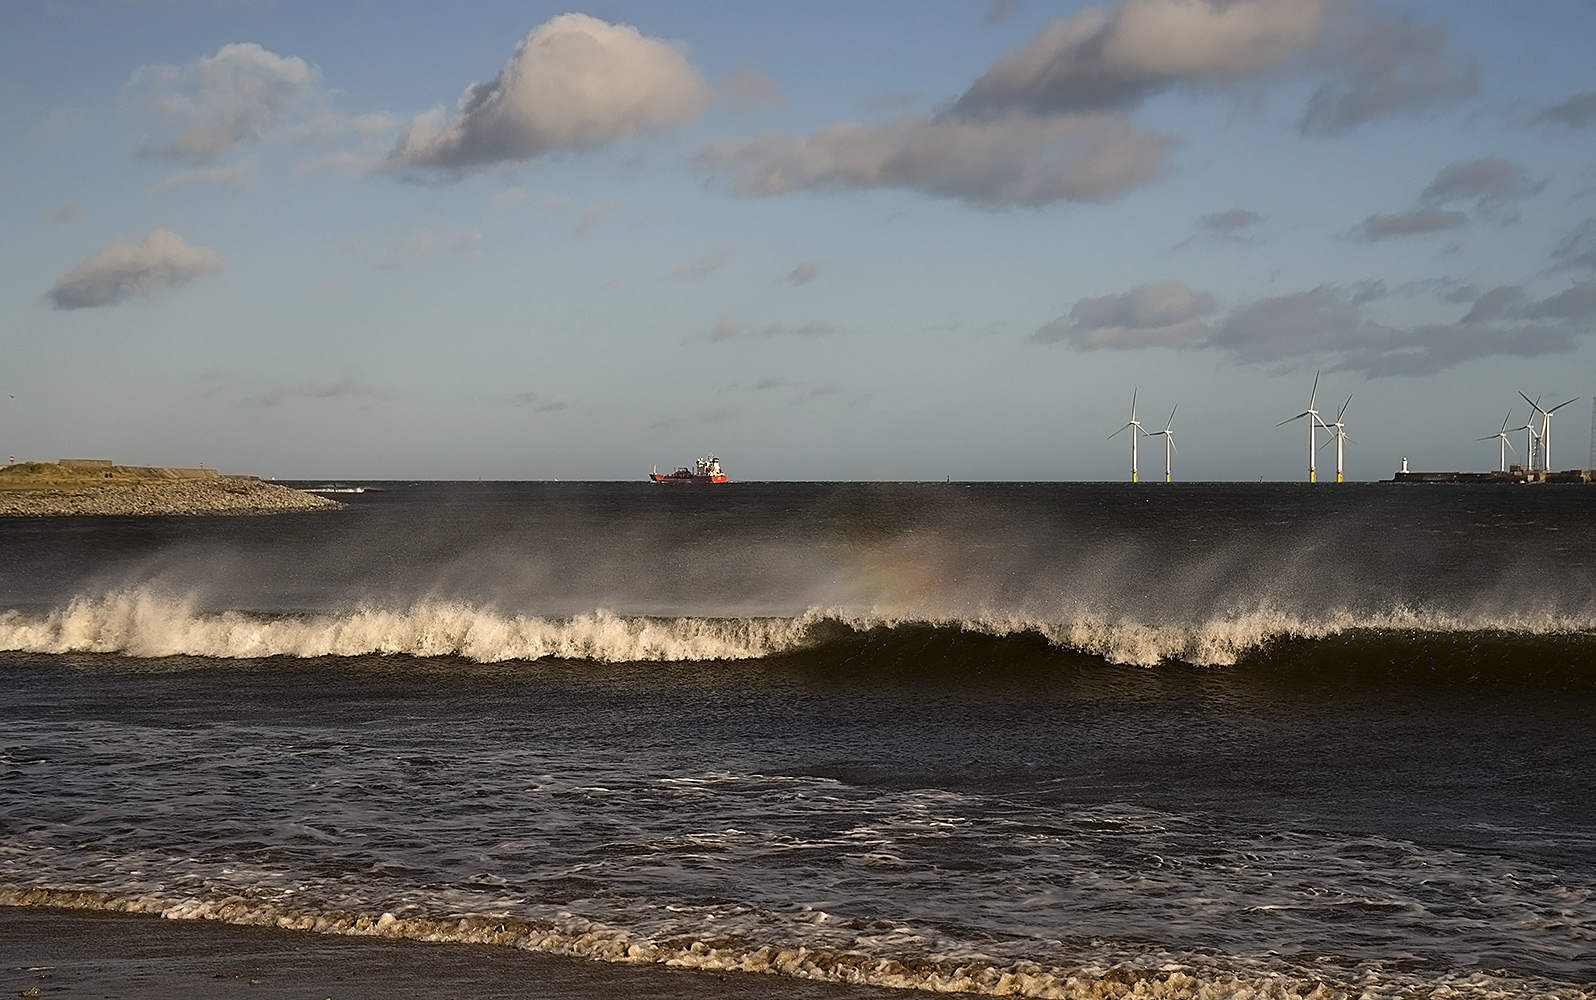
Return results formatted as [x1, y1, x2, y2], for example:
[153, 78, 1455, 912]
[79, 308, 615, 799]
[0, 463, 341, 517]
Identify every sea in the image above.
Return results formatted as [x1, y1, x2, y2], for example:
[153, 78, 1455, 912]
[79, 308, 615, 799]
[1, 482, 1592, 999]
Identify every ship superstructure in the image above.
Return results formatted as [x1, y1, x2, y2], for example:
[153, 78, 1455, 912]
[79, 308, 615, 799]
[650, 454, 728, 483]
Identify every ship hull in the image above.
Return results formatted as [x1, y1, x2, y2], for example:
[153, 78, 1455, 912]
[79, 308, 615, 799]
[649, 473, 728, 484]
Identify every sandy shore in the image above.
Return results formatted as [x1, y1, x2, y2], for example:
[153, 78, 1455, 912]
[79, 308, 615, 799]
[0, 476, 340, 517]
[0, 908, 897, 1000]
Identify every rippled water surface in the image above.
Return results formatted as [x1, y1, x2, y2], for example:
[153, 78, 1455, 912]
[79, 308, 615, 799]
[2, 483, 1594, 998]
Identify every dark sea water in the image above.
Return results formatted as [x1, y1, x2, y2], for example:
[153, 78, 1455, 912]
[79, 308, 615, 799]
[2, 483, 1593, 998]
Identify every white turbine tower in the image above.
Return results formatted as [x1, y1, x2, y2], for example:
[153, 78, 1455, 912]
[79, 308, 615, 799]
[1147, 406, 1177, 482]
[1109, 389, 1149, 482]
[1278, 372, 1330, 482]
[1319, 395, 1352, 482]
[1477, 411, 1516, 473]
[1512, 410, 1541, 472]
[1520, 392, 1579, 473]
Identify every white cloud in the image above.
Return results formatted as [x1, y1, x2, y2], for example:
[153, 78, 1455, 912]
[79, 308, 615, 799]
[697, 1, 1474, 210]
[128, 43, 318, 161]
[153, 163, 252, 199]
[48, 229, 223, 309]
[956, 0, 1332, 116]
[697, 112, 1173, 208]
[386, 13, 712, 177]
[1034, 280, 1217, 348]
[953, 0, 1472, 134]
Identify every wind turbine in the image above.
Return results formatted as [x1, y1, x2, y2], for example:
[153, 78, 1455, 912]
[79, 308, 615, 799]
[1319, 395, 1352, 482]
[1519, 392, 1579, 473]
[1109, 389, 1149, 482]
[1147, 407, 1177, 482]
[1512, 410, 1541, 472]
[1278, 372, 1331, 482]
[1477, 411, 1516, 473]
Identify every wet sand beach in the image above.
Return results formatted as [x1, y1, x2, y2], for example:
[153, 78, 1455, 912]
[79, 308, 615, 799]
[1, 908, 900, 1000]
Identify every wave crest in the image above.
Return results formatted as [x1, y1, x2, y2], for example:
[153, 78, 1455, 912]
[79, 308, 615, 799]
[2, 589, 1593, 667]
[0, 589, 813, 663]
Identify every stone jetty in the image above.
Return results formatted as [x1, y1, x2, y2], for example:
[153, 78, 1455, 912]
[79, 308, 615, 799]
[0, 462, 341, 517]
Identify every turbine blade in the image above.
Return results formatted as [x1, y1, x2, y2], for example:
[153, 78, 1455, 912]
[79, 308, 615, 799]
[1548, 396, 1580, 413]
[1337, 395, 1352, 420]
[1309, 371, 1320, 409]
[1277, 411, 1311, 426]
[1499, 410, 1513, 434]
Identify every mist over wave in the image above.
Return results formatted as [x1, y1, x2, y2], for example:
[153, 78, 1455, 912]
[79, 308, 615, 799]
[4, 587, 1595, 667]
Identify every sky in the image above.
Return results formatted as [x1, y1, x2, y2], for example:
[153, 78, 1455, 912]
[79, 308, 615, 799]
[3, 0, 1595, 481]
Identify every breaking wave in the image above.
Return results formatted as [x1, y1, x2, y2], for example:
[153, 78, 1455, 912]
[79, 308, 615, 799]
[4, 885, 1584, 1000]
[3, 588, 1596, 668]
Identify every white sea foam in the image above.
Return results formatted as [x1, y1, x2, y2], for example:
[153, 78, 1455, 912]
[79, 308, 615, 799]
[0, 588, 1592, 667]
[0, 589, 815, 663]
[3, 884, 1585, 999]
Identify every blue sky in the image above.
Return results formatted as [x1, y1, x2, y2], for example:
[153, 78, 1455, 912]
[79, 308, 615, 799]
[3, 0, 1595, 480]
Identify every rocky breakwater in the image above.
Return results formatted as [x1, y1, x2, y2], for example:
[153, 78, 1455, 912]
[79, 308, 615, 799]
[0, 463, 341, 517]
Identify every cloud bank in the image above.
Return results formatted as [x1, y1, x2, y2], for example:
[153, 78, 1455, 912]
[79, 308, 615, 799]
[48, 230, 224, 309]
[698, 113, 1171, 208]
[1038, 278, 1596, 377]
[386, 13, 711, 177]
[1349, 156, 1541, 240]
[955, 0, 1331, 117]
[699, 0, 1474, 209]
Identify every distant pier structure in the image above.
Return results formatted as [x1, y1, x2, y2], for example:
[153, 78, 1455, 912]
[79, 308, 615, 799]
[1391, 464, 1596, 484]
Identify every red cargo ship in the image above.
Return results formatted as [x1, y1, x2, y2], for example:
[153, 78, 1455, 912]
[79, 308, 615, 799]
[650, 454, 728, 483]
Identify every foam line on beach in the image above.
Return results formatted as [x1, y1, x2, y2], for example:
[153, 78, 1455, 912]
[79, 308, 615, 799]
[5, 885, 1582, 1000]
